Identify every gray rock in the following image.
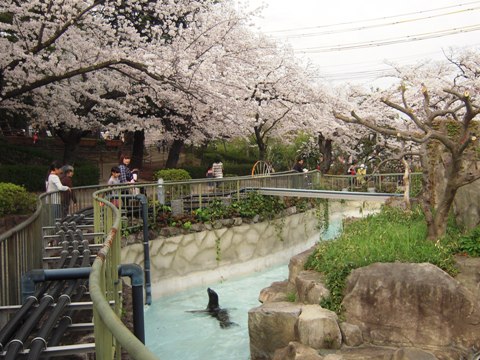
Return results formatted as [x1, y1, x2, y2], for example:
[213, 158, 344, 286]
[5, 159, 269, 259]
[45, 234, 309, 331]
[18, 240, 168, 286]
[249, 302, 302, 360]
[273, 342, 323, 360]
[288, 246, 316, 284]
[392, 347, 438, 360]
[295, 270, 330, 304]
[342, 262, 480, 349]
[259, 280, 296, 303]
[296, 305, 341, 350]
[190, 223, 205, 232]
[339, 322, 363, 347]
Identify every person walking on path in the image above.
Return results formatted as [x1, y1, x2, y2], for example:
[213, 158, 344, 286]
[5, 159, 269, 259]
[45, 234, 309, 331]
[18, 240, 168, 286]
[60, 165, 77, 218]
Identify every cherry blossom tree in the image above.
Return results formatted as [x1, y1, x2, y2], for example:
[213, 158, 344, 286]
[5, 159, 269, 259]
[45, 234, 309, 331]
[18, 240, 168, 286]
[333, 49, 480, 240]
[0, 0, 234, 162]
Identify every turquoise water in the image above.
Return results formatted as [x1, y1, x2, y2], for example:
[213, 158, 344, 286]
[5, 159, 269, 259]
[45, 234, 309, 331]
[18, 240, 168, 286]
[145, 264, 289, 360]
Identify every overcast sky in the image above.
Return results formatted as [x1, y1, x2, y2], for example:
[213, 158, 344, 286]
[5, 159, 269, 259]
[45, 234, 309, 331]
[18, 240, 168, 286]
[239, 0, 480, 86]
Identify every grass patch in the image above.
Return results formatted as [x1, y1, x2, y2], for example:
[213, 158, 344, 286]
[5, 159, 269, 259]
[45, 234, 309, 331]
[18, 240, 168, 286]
[304, 205, 460, 315]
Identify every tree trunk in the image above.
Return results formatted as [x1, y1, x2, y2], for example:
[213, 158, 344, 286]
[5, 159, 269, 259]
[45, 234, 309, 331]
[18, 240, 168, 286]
[56, 128, 85, 164]
[165, 139, 184, 168]
[401, 157, 411, 211]
[317, 134, 333, 173]
[254, 126, 267, 161]
[426, 187, 457, 240]
[131, 130, 144, 169]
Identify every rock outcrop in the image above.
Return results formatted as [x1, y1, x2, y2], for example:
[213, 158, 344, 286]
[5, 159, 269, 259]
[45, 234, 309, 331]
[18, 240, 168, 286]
[249, 249, 480, 360]
[342, 262, 480, 350]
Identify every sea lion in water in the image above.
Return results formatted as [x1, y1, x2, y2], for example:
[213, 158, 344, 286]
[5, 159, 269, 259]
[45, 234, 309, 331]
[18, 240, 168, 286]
[189, 288, 237, 328]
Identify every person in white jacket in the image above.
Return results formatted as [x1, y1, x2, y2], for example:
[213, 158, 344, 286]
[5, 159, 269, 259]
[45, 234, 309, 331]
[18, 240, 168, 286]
[45, 161, 70, 222]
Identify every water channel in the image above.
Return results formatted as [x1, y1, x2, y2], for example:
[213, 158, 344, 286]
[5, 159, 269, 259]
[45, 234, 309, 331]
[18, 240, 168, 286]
[144, 203, 379, 359]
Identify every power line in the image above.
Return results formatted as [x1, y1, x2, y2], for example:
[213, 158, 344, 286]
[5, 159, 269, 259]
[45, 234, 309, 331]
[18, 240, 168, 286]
[265, 0, 480, 34]
[295, 24, 480, 53]
[278, 6, 480, 40]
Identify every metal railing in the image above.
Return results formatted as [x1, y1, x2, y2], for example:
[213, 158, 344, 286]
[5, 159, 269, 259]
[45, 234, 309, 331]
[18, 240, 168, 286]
[0, 185, 107, 307]
[89, 185, 159, 360]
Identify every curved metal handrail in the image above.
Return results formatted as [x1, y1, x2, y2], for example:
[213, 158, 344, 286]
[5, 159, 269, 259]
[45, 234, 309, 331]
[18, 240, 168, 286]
[89, 187, 159, 360]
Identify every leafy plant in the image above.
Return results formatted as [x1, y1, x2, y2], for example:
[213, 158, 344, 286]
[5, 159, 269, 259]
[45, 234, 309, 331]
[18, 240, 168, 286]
[153, 168, 192, 182]
[0, 182, 37, 216]
[286, 292, 296, 302]
[457, 226, 480, 256]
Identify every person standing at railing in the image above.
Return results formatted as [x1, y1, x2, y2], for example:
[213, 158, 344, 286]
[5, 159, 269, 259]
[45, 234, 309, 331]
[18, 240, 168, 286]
[206, 165, 215, 192]
[118, 154, 135, 184]
[45, 161, 71, 222]
[60, 165, 77, 218]
[292, 158, 305, 173]
[108, 166, 121, 185]
[347, 162, 357, 190]
[357, 164, 367, 186]
[107, 166, 121, 207]
[212, 158, 223, 179]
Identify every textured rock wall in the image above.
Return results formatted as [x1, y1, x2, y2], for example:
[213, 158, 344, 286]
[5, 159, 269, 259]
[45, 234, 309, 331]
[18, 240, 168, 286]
[122, 209, 320, 297]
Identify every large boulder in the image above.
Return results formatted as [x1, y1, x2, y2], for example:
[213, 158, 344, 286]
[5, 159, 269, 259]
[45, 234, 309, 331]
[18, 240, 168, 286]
[338, 322, 363, 347]
[296, 305, 341, 350]
[391, 347, 438, 360]
[295, 270, 330, 304]
[288, 246, 316, 284]
[272, 342, 323, 360]
[342, 262, 480, 349]
[249, 302, 302, 360]
[259, 280, 296, 303]
[453, 178, 480, 229]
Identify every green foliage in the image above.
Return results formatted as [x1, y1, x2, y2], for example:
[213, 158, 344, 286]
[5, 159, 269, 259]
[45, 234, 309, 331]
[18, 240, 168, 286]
[0, 164, 47, 192]
[224, 163, 255, 177]
[231, 192, 286, 219]
[0, 163, 99, 192]
[0, 142, 56, 166]
[190, 193, 286, 224]
[153, 168, 192, 182]
[456, 226, 480, 256]
[305, 205, 458, 315]
[74, 164, 100, 187]
[194, 199, 230, 222]
[0, 183, 37, 216]
[182, 165, 208, 179]
[286, 292, 296, 302]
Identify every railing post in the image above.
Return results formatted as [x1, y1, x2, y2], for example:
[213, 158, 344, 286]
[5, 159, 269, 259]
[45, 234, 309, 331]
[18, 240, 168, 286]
[157, 178, 165, 205]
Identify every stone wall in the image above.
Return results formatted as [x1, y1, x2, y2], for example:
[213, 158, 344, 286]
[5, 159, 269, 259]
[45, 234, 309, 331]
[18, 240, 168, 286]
[122, 209, 321, 298]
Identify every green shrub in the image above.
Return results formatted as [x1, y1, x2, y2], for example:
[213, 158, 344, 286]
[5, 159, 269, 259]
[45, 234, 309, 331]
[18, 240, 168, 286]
[231, 191, 285, 219]
[153, 168, 192, 182]
[74, 164, 100, 187]
[224, 163, 254, 177]
[0, 142, 56, 165]
[182, 166, 208, 179]
[456, 226, 480, 256]
[0, 165, 47, 192]
[0, 183, 37, 216]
